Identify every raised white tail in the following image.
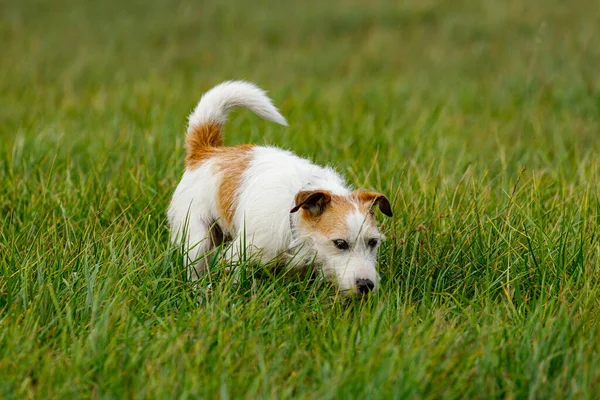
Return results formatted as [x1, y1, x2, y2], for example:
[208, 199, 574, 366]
[187, 80, 288, 137]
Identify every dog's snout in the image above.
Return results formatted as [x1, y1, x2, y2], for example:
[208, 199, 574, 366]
[356, 278, 374, 294]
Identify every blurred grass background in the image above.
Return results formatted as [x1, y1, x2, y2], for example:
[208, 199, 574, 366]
[1, 0, 600, 398]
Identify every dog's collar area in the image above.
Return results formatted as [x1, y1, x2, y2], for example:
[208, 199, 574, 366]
[288, 200, 303, 255]
[289, 205, 297, 241]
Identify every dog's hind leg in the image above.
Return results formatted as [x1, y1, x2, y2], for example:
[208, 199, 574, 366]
[182, 218, 220, 282]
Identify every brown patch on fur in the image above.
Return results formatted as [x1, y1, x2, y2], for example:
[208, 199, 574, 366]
[352, 190, 393, 217]
[184, 120, 254, 228]
[185, 122, 224, 168]
[298, 193, 372, 236]
[215, 145, 254, 228]
[291, 190, 331, 215]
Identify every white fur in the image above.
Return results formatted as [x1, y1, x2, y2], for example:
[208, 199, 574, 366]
[167, 159, 222, 279]
[168, 81, 387, 297]
[187, 80, 288, 133]
[231, 146, 350, 260]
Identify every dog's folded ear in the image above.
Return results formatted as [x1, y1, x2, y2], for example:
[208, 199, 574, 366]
[353, 190, 393, 217]
[290, 190, 332, 216]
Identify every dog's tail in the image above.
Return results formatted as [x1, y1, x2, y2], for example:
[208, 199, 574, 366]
[185, 81, 287, 161]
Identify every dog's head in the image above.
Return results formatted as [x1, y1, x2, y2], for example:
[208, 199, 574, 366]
[290, 189, 392, 297]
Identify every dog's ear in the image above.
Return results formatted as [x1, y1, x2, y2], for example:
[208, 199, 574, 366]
[290, 190, 332, 216]
[353, 190, 393, 217]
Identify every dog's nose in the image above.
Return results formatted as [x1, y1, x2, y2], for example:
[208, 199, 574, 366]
[356, 278, 375, 295]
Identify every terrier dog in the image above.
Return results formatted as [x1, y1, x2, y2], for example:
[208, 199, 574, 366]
[168, 81, 392, 297]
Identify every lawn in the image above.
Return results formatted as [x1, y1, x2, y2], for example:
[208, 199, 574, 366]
[1, 0, 600, 398]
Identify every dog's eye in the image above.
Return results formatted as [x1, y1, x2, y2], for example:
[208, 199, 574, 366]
[368, 238, 379, 248]
[332, 239, 349, 250]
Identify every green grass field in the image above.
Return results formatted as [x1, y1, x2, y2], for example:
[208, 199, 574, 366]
[1, 0, 600, 398]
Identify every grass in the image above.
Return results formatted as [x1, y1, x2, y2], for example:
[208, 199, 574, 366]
[1, 0, 600, 398]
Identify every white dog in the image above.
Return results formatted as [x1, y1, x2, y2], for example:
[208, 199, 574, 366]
[168, 81, 392, 297]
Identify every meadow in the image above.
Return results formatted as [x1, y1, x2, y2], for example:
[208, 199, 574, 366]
[1, 0, 599, 398]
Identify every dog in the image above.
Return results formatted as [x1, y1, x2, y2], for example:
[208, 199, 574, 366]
[167, 81, 392, 297]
